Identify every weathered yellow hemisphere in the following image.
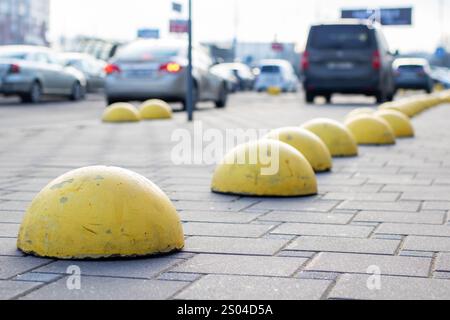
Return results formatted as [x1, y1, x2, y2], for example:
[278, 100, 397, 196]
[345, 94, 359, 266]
[102, 103, 141, 123]
[375, 109, 415, 138]
[17, 166, 184, 259]
[139, 99, 173, 120]
[345, 115, 396, 145]
[265, 127, 332, 172]
[267, 86, 282, 95]
[345, 108, 375, 121]
[211, 140, 318, 197]
[301, 118, 358, 157]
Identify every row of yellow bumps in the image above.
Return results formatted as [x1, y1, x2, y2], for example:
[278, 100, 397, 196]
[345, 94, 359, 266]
[16, 91, 450, 259]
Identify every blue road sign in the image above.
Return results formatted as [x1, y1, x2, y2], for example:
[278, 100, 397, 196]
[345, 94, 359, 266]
[137, 29, 160, 39]
[341, 7, 413, 26]
[172, 2, 183, 13]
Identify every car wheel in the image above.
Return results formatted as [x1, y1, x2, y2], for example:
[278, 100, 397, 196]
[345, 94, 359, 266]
[70, 82, 84, 101]
[325, 94, 332, 104]
[21, 81, 42, 104]
[305, 91, 315, 104]
[215, 84, 228, 109]
[376, 90, 387, 104]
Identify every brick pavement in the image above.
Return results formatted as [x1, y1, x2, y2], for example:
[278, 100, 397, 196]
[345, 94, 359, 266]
[0, 93, 449, 300]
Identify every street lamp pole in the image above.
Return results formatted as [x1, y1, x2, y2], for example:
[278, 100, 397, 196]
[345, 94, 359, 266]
[186, 0, 194, 122]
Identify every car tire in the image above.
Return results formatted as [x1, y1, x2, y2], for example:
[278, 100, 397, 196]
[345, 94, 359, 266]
[70, 82, 84, 101]
[325, 94, 332, 104]
[21, 81, 42, 104]
[215, 84, 228, 109]
[305, 91, 315, 104]
[376, 90, 387, 104]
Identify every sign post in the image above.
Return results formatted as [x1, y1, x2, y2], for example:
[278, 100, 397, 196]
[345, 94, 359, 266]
[187, 0, 194, 122]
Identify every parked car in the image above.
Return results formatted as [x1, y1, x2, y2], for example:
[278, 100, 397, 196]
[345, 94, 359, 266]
[254, 59, 299, 92]
[105, 39, 228, 108]
[430, 66, 450, 89]
[210, 64, 239, 93]
[0, 46, 86, 103]
[62, 53, 106, 92]
[393, 58, 434, 93]
[217, 63, 255, 91]
[302, 20, 395, 104]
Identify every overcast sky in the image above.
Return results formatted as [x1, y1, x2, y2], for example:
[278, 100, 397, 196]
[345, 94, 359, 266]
[49, 0, 448, 52]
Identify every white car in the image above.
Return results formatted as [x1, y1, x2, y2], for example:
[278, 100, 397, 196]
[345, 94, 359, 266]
[255, 59, 299, 92]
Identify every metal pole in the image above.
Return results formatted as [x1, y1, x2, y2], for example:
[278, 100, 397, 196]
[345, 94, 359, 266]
[187, 0, 194, 122]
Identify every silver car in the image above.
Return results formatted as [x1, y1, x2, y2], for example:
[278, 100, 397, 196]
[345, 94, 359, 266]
[62, 53, 106, 93]
[255, 59, 299, 93]
[0, 46, 87, 103]
[105, 39, 228, 108]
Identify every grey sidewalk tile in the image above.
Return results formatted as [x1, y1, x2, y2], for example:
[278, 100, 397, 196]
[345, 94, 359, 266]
[329, 274, 450, 300]
[168, 191, 240, 202]
[296, 271, 340, 281]
[0, 212, 25, 224]
[179, 211, 261, 224]
[251, 199, 339, 213]
[435, 253, 450, 273]
[0, 256, 51, 280]
[172, 254, 307, 277]
[35, 257, 183, 279]
[157, 272, 202, 282]
[0, 223, 20, 238]
[376, 223, 450, 237]
[183, 222, 273, 238]
[22, 276, 189, 300]
[338, 201, 421, 212]
[354, 211, 445, 225]
[184, 236, 288, 256]
[175, 275, 331, 300]
[14, 272, 63, 283]
[0, 201, 28, 212]
[423, 202, 450, 211]
[322, 193, 400, 202]
[278, 251, 317, 258]
[404, 236, 450, 252]
[399, 251, 435, 258]
[258, 211, 353, 225]
[174, 199, 258, 212]
[287, 236, 400, 255]
[0, 280, 42, 300]
[317, 185, 382, 194]
[401, 192, 450, 201]
[306, 252, 431, 277]
[271, 223, 373, 238]
[0, 238, 24, 257]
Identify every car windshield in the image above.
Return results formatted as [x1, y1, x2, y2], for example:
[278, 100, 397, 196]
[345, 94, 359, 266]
[260, 65, 281, 73]
[116, 43, 181, 62]
[0, 51, 28, 60]
[398, 65, 425, 72]
[310, 25, 371, 49]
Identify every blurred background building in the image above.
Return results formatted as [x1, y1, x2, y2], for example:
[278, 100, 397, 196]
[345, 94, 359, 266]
[0, 0, 50, 46]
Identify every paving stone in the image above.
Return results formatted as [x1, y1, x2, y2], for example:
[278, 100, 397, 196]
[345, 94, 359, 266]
[184, 236, 288, 256]
[0, 223, 20, 238]
[354, 211, 445, 225]
[318, 185, 383, 194]
[399, 251, 435, 258]
[174, 199, 258, 212]
[168, 191, 240, 202]
[258, 211, 353, 225]
[14, 272, 62, 283]
[0, 256, 51, 280]
[329, 274, 450, 300]
[179, 210, 261, 223]
[435, 253, 450, 273]
[402, 192, 450, 201]
[423, 202, 450, 211]
[306, 252, 431, 277]
[322, 193, 400, 202]
[172, 254, 307, 277]
[296, 271, 340, 281]
[0, 280, 42, 300]
[278, 251, 317, 258]
[35, 257, 183, 279]
[272, 223, 373, 238]
[183, 222, 273, 238]
[0, 201, 28, 212]
[0, 211, 25, 224]
[175, 275, 331, 300]
[0, 192, 37, 201]
[338, 201, 421, 212]
[22, 276, 188, 300]
[251, 199, 339, 213]
[287, 236, 400, 255]
[157, 272, 203, 282]
[0, 238, 24, 256]
[376, 223, 450, 237]
[403, 236, 450, 252]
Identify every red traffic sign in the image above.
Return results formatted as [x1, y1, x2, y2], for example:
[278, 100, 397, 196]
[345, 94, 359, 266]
[170, 20, 189, 33]
[272, 42, 284, 52]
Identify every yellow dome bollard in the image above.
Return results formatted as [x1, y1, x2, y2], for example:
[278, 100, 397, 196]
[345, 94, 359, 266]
[375, 110, 415, 138]
[139, 99, 173, 120]
[345, 115, 396, 145]
[102, 103, 141, 123]
[211, 140, 318, 197]
[17, 166, 184, 259]
[301, 118, 358, 157]
[267, 86, 282, 95]
[265, 127, 332, 173]
[345, 108, 375, 121]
